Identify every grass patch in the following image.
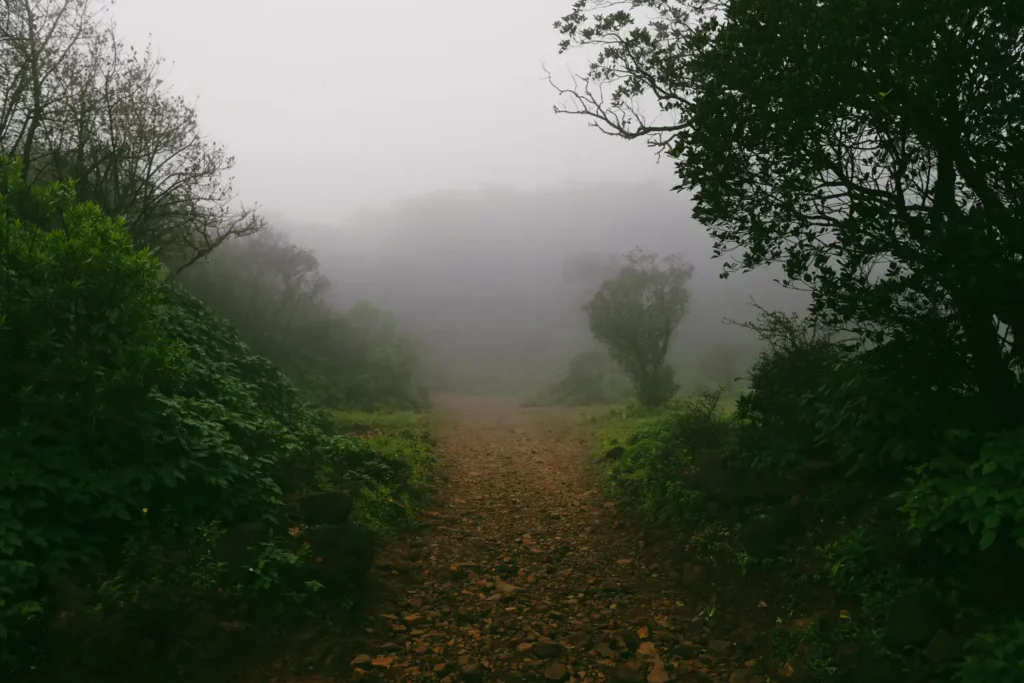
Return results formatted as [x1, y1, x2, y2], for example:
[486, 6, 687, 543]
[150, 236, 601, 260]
[331, 410, 437, 537]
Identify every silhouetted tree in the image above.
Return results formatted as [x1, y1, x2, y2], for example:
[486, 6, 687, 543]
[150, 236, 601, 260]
[553, 0, 1024, 425]
[585, 248, 692, 406]
[0, 0, 261, 270]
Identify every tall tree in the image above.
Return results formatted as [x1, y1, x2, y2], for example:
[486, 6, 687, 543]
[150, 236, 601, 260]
[585, 249, 692, 406]
[0, 0, 261, 270]
[553, 0, 1024, 424]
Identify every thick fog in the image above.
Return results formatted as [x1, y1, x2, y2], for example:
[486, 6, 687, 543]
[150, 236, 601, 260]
[294, 185, 808, 392]
[112, 0, 809, 393]
[111, 0, 664, 218]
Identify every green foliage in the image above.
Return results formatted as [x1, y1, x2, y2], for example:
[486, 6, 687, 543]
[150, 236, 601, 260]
[0, 168, 215, 651]
[330, 411, 437, 538]
[0, 165, 422, 659]
[91, 521, 226, 609]
[903, 428, 1024, 553]
[769, 618, 837, 680]
[734, 308, 843, 469]
[817, 528, 875, 596]
[332, 410, 430, 435]
[592, 390, 733, 527]
[958, 621, 1024, 683]
[553, 350, 618, 405]
[585, 249, 693, 407]
[556, 0, 1024, 423]
[557, 1, 1024, 673]
[244, 540, 310, 595]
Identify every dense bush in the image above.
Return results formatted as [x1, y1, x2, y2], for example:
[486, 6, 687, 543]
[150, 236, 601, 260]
[903, 428, 1024, 553]
[331, 411, 438, 537]
[552, 350, 615, 405]
[733, 309, 844, 469]
[596, 391, 732, 526]
[1, 168, 186, 652]
[0, 168, 410, 659]
[560, 0, 1024, 676]
[588, 302, 1024, 678]
[958, 620, 1024, 683]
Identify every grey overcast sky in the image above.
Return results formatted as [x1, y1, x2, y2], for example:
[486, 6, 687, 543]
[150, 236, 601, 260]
[111, 0, 674, 223]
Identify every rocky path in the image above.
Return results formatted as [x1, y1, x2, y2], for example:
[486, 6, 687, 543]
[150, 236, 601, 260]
[347, 396, 765, 683]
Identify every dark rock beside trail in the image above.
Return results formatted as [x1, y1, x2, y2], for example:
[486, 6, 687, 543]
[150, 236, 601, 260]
[213, 520, 271, 583]
[292, 490, 354, 526]
[885, 592, 949, 648]
[302, 521, 376, 579]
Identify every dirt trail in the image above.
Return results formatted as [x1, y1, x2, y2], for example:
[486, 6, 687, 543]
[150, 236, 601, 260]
[349, 395, 763, 683]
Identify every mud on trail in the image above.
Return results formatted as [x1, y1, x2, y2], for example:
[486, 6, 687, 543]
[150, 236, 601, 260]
[335, 395, 767, 683]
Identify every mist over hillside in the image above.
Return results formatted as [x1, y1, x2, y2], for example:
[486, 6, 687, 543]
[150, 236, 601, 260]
[290, 183, 810, 393]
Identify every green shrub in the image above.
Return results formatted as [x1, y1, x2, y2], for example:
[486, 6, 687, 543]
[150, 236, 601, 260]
[817, 527, 875, 595]
[597, 390, 733, 527]
[0, 170, 282, 652]
[331, 411, 436, 537]
[735, 308, 970, 478]
[1, 171, 179, 651]
[734, 309, 844, 469]
[958, 621, 1024, 683]
[155, 285, 396, 501]
[552, 350, 618, 405]
[179, 235, 426, 411]
[0, 165, 411, 659]
[903, 428, 1024, 552]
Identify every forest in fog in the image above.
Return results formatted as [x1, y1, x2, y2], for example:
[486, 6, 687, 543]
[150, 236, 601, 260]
[281, 183, 808, 392]
[4, 0, 1023, 681]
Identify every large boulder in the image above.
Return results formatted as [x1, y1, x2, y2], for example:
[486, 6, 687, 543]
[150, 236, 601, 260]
[885, 592, 949, 649]
[301, 522, 376, 580]
[291, 491, 354, 526]
[739, 506, 808, 555]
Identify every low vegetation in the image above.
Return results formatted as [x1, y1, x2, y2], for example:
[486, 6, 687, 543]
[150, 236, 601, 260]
[331, 411, 439, 537]
[1, 1, 437, 673]
[557, 1, 1024, 680]
[0, 171, 433, 675]
[585, 308, 1024, 682]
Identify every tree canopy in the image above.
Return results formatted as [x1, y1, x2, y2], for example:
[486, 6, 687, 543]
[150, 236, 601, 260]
[0, 0, 262, 270]
[585, 249, 692, 406]
[554, 0, 1024, 425]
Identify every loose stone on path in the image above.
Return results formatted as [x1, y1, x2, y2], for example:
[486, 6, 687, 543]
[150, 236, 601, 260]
[344, 396, 765, 683]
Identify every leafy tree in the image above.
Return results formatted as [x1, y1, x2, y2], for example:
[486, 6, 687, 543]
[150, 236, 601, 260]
[585, 249, 692, 406]
[0, 163, 405, 657]
[553, 0, 1024, 427]
[1, 0, 262, 270]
